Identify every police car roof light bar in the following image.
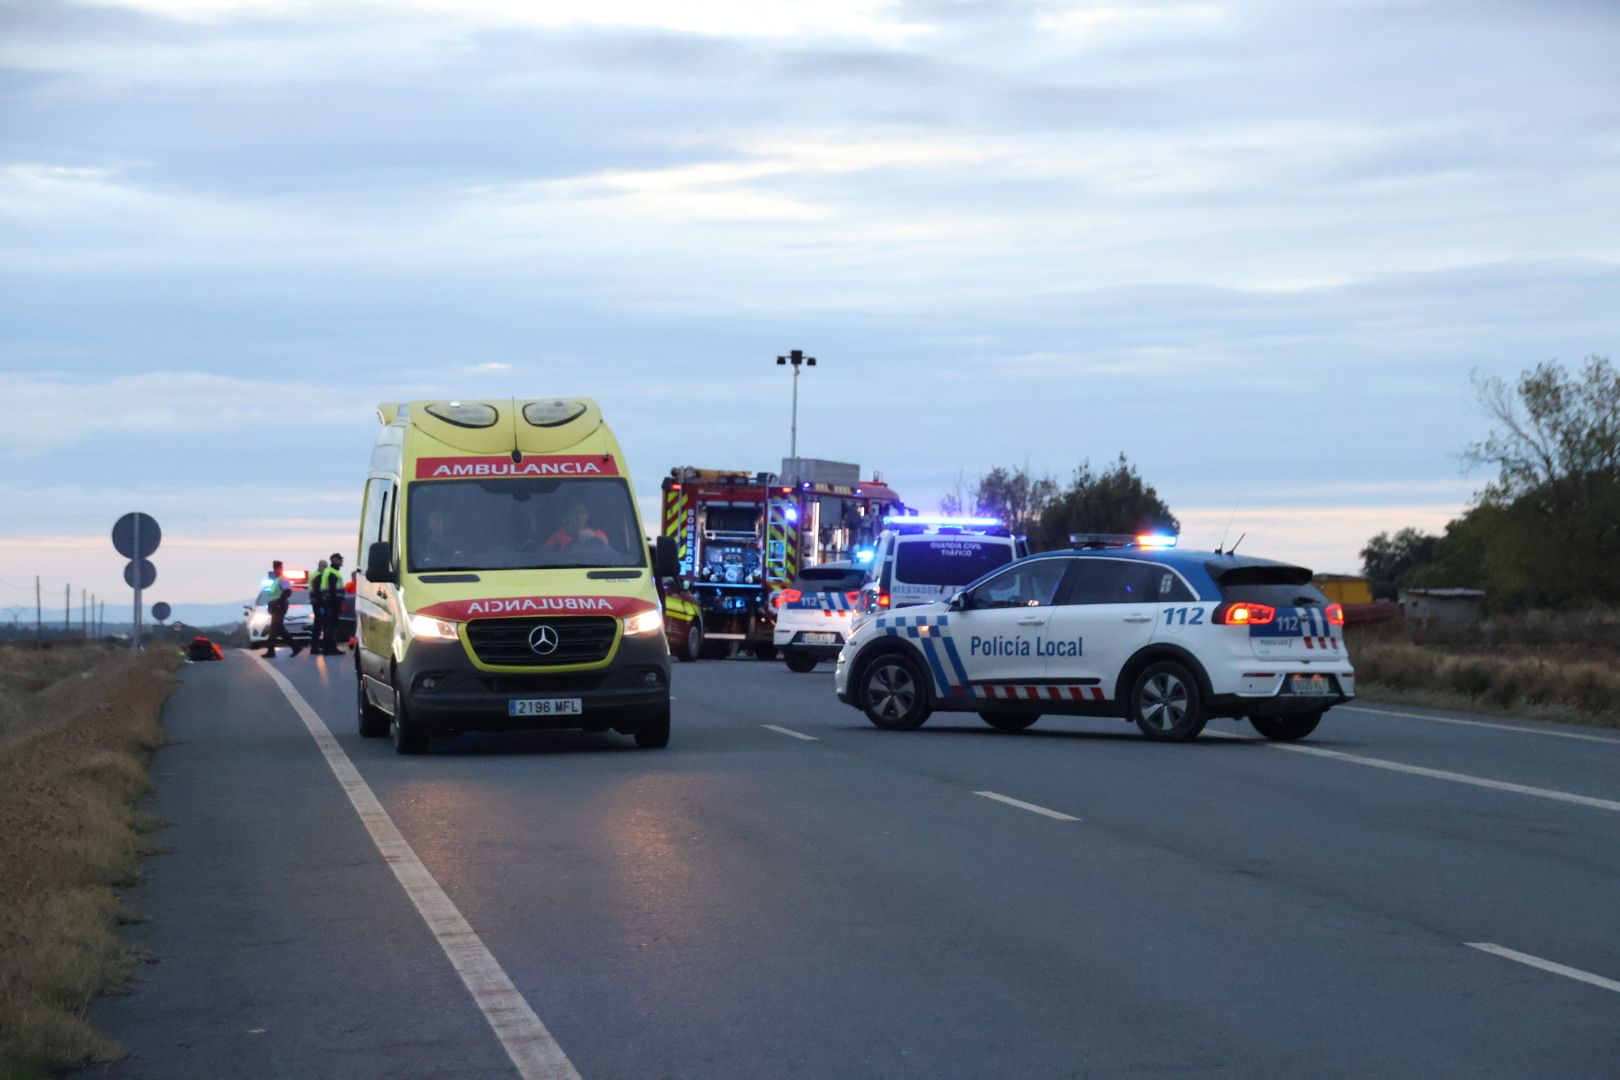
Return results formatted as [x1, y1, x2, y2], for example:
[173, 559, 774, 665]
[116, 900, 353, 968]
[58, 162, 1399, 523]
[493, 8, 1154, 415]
[1068, 533, 1176, 549]
[883, 514, 1003, 527]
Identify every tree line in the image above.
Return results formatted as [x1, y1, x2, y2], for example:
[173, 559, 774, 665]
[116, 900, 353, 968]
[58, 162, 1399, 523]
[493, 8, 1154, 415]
[939, 453, 1178, 551]
[1361, 356, 1619, 608]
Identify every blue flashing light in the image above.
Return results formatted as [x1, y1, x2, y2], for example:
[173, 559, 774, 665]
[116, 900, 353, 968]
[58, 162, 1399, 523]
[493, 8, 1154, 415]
[854, 546, 875, 565]
[1136, 533, 1178, 549]
[784, 506, 799, 524]
[883, 514, 1003, 528]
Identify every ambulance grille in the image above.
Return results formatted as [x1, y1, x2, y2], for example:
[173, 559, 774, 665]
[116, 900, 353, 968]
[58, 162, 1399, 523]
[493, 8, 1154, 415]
[465, 616, 617, 666]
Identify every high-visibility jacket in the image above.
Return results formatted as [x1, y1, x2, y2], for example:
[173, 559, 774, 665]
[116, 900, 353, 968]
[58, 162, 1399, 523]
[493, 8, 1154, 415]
[313, 566, 345, 592]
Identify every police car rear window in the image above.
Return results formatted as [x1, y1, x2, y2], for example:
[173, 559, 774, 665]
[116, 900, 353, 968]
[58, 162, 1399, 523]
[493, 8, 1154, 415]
[895, 539, 1013, 586]
[1211, 564, 1326, 606]
[790, 569, 865, 593]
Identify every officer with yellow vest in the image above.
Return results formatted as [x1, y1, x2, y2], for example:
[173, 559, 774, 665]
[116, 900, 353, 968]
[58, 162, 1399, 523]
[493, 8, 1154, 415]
[310, 554, 346, 655]
[262, 560, 302, 658]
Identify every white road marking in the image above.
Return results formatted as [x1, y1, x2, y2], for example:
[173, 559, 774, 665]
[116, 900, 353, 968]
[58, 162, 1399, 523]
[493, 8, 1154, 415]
[1466, 943, 1620, 994]
[1341, 705, 1620, 745]
[762, 724, 818, 741]
[257, 659, 580, 1080]
[974, 791, 1080, 821]
[1265, 741, 1620, 813]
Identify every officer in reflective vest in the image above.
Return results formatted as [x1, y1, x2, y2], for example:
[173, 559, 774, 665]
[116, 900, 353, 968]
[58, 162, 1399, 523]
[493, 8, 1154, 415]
[311, 555, 346, 655]
[262, 560, 302, 658]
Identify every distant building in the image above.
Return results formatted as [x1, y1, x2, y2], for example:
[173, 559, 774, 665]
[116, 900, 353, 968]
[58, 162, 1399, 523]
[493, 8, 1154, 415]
[1398, 587, 1485, 626]
[1313, 574, 1373, 606]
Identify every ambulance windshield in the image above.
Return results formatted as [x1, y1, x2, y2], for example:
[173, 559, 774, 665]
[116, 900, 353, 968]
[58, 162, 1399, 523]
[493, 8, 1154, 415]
[407, 477, 646, 572]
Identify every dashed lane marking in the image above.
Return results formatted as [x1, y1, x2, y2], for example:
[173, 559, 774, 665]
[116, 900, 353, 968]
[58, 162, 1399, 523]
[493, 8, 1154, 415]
[1209, 732, 1620, 813]
[1466, 943, 1620, 995]
[1341, 705, 1620, 745]
[762, 724, 818, 741]
[974, 791, 1080, 822]
[257, 658, 581, 1080]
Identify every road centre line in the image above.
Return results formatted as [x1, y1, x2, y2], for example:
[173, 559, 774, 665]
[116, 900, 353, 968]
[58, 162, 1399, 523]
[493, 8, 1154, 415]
[974, 791, 1080, 821]
[1341, 705, 1620, 745]
[762, 724, 818, 741]
[257, 659, 580, 1080]
[1465, 943, 1620, 994]
[1262, 740, 1620, 813]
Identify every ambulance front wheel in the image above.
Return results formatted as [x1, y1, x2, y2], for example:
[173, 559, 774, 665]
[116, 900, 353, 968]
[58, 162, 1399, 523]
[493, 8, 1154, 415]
[860, 653, 931, 731]
[1130, 660, 1207, 742]
[634, 701, 671, 749]
[391, 679, 430, 755]
[357, 672, 389, 738]
[1249, 711, 1323, 742]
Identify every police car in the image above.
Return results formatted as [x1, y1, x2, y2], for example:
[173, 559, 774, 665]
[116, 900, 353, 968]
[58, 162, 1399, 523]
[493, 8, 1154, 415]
[853, 516, 1028, 629]
[243, 569, 314, 647]
[834, 535, 1354, 742]
[771, 561, 865, 673]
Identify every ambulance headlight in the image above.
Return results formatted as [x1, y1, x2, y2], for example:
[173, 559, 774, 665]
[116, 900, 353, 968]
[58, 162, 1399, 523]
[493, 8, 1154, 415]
[408, 614, 460, 641]
[624, 609, 663, 636]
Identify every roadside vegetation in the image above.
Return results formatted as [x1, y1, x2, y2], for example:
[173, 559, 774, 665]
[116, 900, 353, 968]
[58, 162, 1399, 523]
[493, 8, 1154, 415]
[0, 644, 176, 1080]
[1347, 613, 1620, 729]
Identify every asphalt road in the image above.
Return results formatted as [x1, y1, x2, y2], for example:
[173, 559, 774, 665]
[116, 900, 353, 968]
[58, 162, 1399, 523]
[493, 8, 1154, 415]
[86, 651, 1620, 1078]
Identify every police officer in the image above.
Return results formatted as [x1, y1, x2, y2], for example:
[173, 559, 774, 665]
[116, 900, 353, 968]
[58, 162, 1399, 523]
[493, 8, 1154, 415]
[311, 554, 346, 655]
[262, 560, 302, 658]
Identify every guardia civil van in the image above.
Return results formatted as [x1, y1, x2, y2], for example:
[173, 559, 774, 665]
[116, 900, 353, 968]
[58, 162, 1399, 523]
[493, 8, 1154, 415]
[354, 399, 680, 754]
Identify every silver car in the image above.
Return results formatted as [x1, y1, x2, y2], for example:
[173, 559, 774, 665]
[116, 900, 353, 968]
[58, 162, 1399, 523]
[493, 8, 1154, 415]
[244, 586, 314, 646]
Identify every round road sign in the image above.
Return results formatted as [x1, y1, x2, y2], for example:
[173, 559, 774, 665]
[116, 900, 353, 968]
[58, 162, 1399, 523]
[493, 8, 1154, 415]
[152, 601, 172, 622]
[124, 559, 157, 590]
[112, 513, 162, 559]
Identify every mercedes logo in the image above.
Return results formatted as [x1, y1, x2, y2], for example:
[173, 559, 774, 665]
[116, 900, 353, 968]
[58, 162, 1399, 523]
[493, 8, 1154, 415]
[528, 625, 560, 655]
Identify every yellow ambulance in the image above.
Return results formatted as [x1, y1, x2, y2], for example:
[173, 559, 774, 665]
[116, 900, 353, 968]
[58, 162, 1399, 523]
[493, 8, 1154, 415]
[354, 399, 679, 754]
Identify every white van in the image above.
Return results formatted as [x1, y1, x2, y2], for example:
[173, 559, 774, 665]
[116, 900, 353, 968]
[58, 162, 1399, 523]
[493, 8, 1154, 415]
[852, 517, 1027, 628]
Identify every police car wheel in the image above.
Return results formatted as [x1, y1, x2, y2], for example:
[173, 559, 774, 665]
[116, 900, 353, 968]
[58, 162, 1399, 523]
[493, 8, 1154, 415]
[1130, 661, 1207, 742]
[391, 683, 430, 755]
[861, 654, 930, 730]
[1249, 711, 1323, 742]
[752, 643, 779, 662]
[784, 651, 819, 673]
[978, 711, 1039, 732]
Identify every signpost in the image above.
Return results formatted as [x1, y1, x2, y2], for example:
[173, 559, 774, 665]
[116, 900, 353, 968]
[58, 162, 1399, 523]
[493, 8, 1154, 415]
[152, 601, 171, 625]
[112, 512, 161, 650]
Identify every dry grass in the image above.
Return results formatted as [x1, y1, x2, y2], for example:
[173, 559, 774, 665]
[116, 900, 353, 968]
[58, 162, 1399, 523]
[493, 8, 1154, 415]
[0, 644, 176, 1080]
[1348, 637, 1620, 729]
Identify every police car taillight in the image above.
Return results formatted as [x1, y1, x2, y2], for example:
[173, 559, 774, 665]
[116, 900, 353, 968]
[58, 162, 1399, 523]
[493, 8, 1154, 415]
[773, 589, 801, 609]
[846, 591, 861, 605]
[1325, 603, 1345, 626]
[1215, 602, 1275, 625]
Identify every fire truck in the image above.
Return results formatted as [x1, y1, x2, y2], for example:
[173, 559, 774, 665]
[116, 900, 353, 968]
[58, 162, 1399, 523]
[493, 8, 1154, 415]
[660, 460, 905, 658]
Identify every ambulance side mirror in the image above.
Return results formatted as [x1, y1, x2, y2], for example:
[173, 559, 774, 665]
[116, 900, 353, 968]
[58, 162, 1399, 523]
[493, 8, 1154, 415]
[651, 535, 680, 579]
[365, 541, 397, 585]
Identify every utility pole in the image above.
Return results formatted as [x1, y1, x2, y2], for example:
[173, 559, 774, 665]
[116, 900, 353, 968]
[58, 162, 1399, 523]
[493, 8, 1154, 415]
[65, 584, 70, 634]
[82, 589, 88, 639]
[775, 349, 817, 464]
[35, 575, 42, 646]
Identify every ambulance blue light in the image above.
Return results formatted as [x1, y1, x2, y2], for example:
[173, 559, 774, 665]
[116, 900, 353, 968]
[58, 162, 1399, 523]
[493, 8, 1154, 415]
[882, 514, 1002, 528]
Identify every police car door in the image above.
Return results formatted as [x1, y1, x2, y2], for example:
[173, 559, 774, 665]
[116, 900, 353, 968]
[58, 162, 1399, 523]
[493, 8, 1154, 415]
[948, 559, 1070, 689]
[1041, 558, 1162, 700]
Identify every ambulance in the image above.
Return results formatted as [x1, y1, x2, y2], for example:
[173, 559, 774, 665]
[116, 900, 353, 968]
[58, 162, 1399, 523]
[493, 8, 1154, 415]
[354, 399, 680, 754]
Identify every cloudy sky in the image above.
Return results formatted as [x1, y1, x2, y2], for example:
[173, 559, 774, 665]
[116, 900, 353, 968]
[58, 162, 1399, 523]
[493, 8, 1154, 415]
[2, 0, 1617, 621]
